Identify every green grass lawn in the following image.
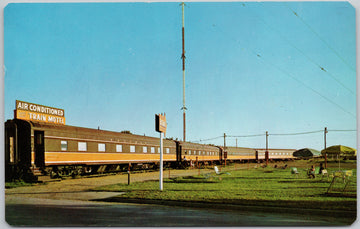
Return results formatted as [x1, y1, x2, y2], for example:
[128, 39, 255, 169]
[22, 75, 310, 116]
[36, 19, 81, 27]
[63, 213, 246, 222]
[94, 164, 356, 213]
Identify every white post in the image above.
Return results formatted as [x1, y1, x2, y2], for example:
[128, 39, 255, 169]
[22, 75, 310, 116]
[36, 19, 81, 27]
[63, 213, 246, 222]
[159, 132, 163, 191]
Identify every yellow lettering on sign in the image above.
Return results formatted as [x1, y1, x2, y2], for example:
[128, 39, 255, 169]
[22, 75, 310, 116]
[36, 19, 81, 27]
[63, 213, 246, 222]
[16, 100, 65, 117]
[16, 110, 66, 125]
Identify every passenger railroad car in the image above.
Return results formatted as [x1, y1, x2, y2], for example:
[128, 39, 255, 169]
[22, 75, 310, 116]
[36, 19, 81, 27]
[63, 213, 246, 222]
[5, 119, 177, 180]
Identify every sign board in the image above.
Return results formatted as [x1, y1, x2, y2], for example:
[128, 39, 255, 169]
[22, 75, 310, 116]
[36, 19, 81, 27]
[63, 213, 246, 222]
[155, 113, 167, 134]
[15, 100, 66, 125]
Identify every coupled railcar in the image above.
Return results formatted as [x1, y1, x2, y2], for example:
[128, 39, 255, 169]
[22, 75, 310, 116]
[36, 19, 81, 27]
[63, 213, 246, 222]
[176, 141, 222, 164]
[5, 119, 178, 180]
[5, 118, 296, 181]
[255, 148, 296, 161]
[224, 146, 257, 162]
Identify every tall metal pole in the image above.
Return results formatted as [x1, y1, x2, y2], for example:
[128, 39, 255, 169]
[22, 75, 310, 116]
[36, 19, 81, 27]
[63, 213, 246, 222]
[223, 133, 226, 166]
[265, 131, 269, 166]
[181, 2, 187, 142]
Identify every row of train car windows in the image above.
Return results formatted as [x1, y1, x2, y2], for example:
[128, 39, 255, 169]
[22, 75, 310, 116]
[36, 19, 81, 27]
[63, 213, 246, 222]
[185, 150, 218, 156]
[60, 141, 170, 153]
[270, 152, 291, 155]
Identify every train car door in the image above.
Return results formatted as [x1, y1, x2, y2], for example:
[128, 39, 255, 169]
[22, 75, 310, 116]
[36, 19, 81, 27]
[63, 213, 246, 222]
[34, 130, 45, 167]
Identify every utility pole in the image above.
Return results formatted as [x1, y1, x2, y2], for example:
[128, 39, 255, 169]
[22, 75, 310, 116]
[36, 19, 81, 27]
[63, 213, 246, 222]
[324, 127, 328, 168]
[181, 2, 187, 142]
[223, 133, 227, 166]
[265, 131, 269, 166]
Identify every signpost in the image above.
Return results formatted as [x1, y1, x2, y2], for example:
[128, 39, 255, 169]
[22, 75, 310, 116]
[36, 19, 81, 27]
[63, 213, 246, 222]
[155, 113, 167, 191]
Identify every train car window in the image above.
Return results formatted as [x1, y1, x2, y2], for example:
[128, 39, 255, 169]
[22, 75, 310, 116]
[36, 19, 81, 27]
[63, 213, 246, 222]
[36, 133, 42, 145]
[98, 143, 106, 152]
[189, 150, 191, 155]
[143, 147, 147, 153]
[157, 147, 160, 153]
[116, 145, 123, 152]
[166, 148, 170, 154]
[78, 142, 87, 151]
[61, 141, 68, 151]
[130, 145, 136, 153]
[151, 147, 155, 153]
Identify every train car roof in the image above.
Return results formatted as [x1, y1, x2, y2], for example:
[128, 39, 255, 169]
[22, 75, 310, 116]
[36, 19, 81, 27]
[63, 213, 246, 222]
[177, 141, 219, 148]
[13, 119, 166, 142]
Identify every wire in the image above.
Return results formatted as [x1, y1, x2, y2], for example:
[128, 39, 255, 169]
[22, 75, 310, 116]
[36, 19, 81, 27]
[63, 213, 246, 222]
[284, 2, 356, 73]
[198, 136, 223, 142]
[228, 134, 265, 138]
[250, 3, 355, 95]
[270, 130, 323, 136]
[193, 128, 356, 144]
[254, 52, 356, 119]
[328, 129, 357, 132]
[213, 6, 356, 119]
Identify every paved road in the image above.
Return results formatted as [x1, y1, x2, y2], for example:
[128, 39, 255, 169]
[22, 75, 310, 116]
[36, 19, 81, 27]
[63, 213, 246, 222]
[5, 197, 344, 227]
[4, 168, 356, 226]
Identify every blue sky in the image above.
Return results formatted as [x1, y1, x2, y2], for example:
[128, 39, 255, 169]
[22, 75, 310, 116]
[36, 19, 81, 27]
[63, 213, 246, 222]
[4, 2, 357, 150]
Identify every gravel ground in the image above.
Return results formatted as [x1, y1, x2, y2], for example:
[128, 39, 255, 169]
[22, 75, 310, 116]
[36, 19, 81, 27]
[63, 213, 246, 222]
[5, 168, 213, 203]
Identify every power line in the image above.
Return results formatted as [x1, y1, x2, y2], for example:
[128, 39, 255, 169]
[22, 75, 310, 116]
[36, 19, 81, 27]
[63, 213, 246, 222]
[194, 128, 356, 143]
[254, 52, 356, 119]
[212, 9, 356, 119]
[270, 130, 323, 136]
[248, 3, 355, 95]
[328, 129, 357, 132]
[284, 3, 356, 73]
[197, 135, 223, 142]
[228, 134, 265, 138]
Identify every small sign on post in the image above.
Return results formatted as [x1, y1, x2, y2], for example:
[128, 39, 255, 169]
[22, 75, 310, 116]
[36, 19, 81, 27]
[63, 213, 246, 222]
[155, 113, 167, 134]
[155, 113, 167, 191]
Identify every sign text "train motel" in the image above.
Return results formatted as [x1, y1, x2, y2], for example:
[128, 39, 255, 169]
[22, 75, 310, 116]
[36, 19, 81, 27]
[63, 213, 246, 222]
[15, 100, 66, 125]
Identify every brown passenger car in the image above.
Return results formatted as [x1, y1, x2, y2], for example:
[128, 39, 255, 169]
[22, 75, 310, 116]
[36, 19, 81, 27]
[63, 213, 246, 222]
[5, 119, 177, 180]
